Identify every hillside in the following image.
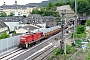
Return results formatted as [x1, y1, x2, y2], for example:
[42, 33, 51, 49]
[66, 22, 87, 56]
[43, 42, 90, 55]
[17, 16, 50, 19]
[26, 0, 59, 7]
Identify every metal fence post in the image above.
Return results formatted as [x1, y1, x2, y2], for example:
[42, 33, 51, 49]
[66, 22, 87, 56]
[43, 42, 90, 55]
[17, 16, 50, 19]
[0, 40, 1, 52]
[7, 38, 8, 51]
[1, 40, 2, 52]
[13, 37, 14, 48]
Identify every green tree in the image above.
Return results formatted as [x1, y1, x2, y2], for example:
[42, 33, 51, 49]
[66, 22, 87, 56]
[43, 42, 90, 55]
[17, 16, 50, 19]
[31, 8, 40, 14]
[53, 1, 65, 7]
[86, 19, 90, 26]
[0, 31, 10, 39]
[71, 25, 86, 38]
[47, 2, 53, 10]
[40, 7, 45, 14]
[53, 12, 59, 17]
[0, 12, 7, 17]
[8, 12, 14, 17]
[23, 15, 26, 18]
[30, 2, 59, 17]
[66, 44, 74, 54]
[88, 0, 90, 3]
[31, 9, 35, 14]
[70, 0, 90, 15]
[77, 25, 86, 34]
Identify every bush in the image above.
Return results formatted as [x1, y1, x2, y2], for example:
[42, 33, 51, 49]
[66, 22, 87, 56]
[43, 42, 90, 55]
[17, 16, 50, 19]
[77, 25, 85, 34]
[86, 18, 90, 26]
[0, 31, 10, 39]
[51, 44, 74, 58]
[87, 53, 90, 60]
[77, 33, 86, 38]
[66, 44, 73, 54]
[23, 15, 26, 18]
[51, 48, 62, 58]
[71, 32, 75, 38]
[71, 25, 86, 39]
[71, 32, 86, 38]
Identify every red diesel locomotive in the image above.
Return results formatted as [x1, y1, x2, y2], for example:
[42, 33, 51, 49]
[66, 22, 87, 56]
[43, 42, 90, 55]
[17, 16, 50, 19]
[19, 26, 68, 49]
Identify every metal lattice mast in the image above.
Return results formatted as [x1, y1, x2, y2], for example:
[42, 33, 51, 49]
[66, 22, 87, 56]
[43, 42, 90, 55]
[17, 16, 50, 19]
[74, 0, 78, 41]
[60, 9, 66, 54]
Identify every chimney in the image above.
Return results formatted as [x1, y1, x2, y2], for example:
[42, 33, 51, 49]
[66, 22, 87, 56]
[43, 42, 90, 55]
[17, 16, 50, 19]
[15, 0, 17, 5]
[3, 2, 6, 5]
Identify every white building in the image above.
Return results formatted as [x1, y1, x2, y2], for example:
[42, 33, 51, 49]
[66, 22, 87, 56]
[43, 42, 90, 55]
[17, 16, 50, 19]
[0, 21, 9, 33]
[57, 5, 75, 24]
[0, 16, 24, 32]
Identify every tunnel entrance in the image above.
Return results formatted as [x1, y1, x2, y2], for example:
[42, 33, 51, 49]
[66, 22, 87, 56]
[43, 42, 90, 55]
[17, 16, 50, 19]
[78, 17, 87, 25]
[80, 20, 86, 25]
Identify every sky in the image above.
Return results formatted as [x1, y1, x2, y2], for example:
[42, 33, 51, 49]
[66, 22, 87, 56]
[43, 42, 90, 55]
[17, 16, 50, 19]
[0, 0, 48, 6]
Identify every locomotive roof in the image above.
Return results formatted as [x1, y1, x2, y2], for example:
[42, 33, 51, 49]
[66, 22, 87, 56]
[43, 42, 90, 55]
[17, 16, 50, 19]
[21, 32, 33, 37]
[21, 31, 43, 37]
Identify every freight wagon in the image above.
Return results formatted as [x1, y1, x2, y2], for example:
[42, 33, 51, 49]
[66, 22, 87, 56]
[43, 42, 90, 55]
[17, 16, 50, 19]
[19, 25, 68, 49]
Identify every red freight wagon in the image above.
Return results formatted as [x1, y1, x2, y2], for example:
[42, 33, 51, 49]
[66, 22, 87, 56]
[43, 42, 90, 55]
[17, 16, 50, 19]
[33, 32, 43, 41]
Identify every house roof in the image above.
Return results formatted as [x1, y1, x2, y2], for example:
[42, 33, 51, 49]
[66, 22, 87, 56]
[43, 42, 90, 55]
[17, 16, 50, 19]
[0, 16, 24, 22]
[0, 5, 26, 9]
[57, 5, 72, 11]
[43, 16, 56, 21]
[15, 28, 28, 33]
[57, 5, 74, 14]
[25, 3, 39, 7]
[0, 4, 35, 9]
[16, 24, 39, 33]
[57, 5, 75, 17]
[0, 20, 8, 28]
[22, 25, 37, 31]
[23, 14, 56, 24]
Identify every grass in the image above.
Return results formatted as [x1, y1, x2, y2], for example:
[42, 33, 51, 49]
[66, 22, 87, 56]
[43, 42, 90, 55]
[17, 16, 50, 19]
[71, 32, 86, 39]
[50, 44, 76, 59]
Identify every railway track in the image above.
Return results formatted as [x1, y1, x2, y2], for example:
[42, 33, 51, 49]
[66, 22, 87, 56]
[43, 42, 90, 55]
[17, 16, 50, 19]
[0, 34, 57, 60]
[25, 44, 58, 60]
[0, 27, 70, 60]
[0, 33, 53, 60]
[0, 48, 26, 60]
[34, 46, 58, 60]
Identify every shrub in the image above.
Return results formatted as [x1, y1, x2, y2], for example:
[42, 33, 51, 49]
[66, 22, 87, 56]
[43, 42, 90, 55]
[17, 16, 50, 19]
[77, 25, 85, 34]
[66, 44, 74, 54]
[51, 44, 74, 58]
[0, 31, 10, 39]
[51, 48, 62, 58]
[87, 49, 90, 59]
[71, 32, 86, 38]
[77, 33, 86, 38]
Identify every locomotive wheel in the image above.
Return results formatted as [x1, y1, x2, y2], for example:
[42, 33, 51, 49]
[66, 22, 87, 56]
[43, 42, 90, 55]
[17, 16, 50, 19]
[36, 40, 39, 44]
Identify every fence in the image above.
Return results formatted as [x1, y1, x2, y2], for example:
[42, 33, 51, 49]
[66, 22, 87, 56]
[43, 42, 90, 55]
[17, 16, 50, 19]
[0, 35, 21, 53]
